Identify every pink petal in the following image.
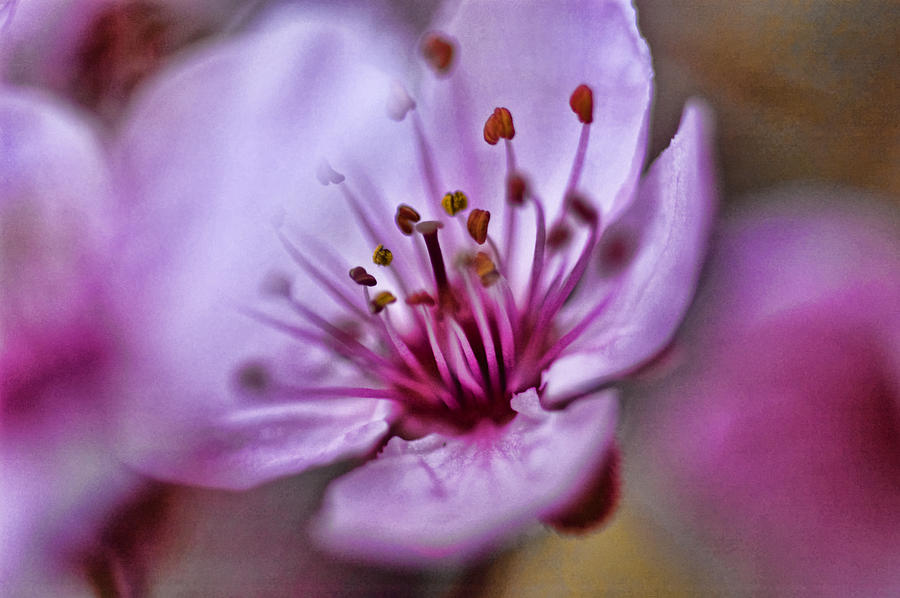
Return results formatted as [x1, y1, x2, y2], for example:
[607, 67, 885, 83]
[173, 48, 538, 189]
[111, 14, 423, 460]
[123, 399, 394, 490]
[544, 100, 716, 402]
[631, 188, 900, 594]
[420, 0, 653, 222]
[0, 87, 114, 422]
[313, 389, 618, 565]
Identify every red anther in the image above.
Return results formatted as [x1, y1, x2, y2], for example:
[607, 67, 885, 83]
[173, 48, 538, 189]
[395, 204, 421, 235]
[568, 193, 599, 224]
[483, 107, 515, 145]
[349, 266, 377, 287]
[405, 291, 436, 307]
[547, 222, 572, 250]
[569, 84, 594, 124]
[421, 32, 455, 74]
[467, 209, 491, 245]
[234, 361, 270, 393]
[506, 172, 528, 205]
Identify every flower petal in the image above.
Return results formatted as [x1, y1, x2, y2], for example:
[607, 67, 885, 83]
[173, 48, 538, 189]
[112, 15, 421, 478]
[313, 389, 618, 565]
[0, 87, 114, 420]
[420, 0, 653, 223]
[123, 399, 393, 490]
[544, 100, 716, 402]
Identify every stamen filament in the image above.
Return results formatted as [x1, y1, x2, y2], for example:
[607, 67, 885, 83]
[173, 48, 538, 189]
[411, 110, 442, 207]
[461, 272, 500, 397]
[420, 308, 462, 409]
[564, 123, 591, 196]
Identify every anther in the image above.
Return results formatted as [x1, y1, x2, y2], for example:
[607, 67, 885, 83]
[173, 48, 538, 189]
[260, 272, 292, 297]
[421, 32, 455, 74]
[372, 244, 394, 266]
[567, 193, 599, 224]
[473, 252, 500, 287]
[547, 222, 572, 250]
[349, 266, 377, 287]
[234, 361, 270, 394]
[483, 107, 515, 145]
[395, 204, 421, 235]
[441, 190, 468, 216]
[315, 159, 345, 186]
[506, 172, 528, 205]
[569, 84, 594, 124]
[405, 291, 436, 307]
[467, 209, 491, 245]
[369, 291, 397, 314]
[387, 81, 416, 121]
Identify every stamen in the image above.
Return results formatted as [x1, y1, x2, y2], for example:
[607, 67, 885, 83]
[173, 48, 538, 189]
[547, 222, 572, 250]
[395, 204, 421, 235]
[234, 361, 270, 394]
[473, 252, 500, 287]
[421, 32, 456, 75]
[568, 193, 599, 224]
[569, 84, 594, 124]
[315, 159, 345, 186]
[349, 266, 377, 287]
[483, 107, 515, 145]
[387, 80, 416, 122]
[405, 291, 436, 307]
[372, 244, 393, 266]
[466, 209, 491, 245]
[419, 309, 461, 409]
[506, 172, 527, 206]
[369, 291, 397, 314]
[441, 190, 468, 216]
[417, 221, 456, 311]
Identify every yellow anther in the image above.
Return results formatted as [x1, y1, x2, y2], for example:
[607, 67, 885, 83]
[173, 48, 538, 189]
[441, 190, 468, 216]
[370, 291, 397, 314]
[372, 244, 393, 266]
[473, 251, 499, 287]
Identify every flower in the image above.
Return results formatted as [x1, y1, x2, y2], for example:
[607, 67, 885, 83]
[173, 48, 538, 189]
[627, 186, 900, 594]
[112, 0, 716, 564]
[0, 86, 139, 594]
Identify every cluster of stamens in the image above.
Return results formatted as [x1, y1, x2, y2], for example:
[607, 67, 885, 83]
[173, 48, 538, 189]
[245, 34, 614, 432]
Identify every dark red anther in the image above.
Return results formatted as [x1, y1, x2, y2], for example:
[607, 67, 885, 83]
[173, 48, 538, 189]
[506, 172, 528, 205]
[483, 107, 515, 145]
[405, 291, 436, 307]
[568, 193, 599, 224]
[569, 84, 594, 124]
[421, 32, 455, 74]
[349, 266, 377, 287]
[395, 204, 421, 235]
[547, 222, 572, 250]
[234, 361, 270, 394]
[466, 209, 491, 245]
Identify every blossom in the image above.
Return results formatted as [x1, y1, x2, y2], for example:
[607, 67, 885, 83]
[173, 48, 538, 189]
[627, 186, 900, 594]
[0, 86, 139, 594]
[112, 0, 716, 564]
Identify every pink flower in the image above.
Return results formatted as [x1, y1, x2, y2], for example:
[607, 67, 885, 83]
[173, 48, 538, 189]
[628, 186, 900, 594]
[0, 87, 138, 593]
[112, 0, 716, 564]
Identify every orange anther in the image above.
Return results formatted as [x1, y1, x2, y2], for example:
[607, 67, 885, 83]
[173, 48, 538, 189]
[569, 84, 594, 124]
[421, 32, 455, 74]
[466, 209, 491, 245]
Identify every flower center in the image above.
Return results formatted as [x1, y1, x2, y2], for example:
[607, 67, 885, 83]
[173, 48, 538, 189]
[240, 43, 613, 435]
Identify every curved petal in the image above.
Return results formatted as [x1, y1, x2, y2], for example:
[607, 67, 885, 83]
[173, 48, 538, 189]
[0, 87, 114, 421]
[123, 398, 393, 490]
[112, 15, 423, 471]
[544, 100, 716, 401]
[313, 389, 618, 565]
[419, 0, 653, 223]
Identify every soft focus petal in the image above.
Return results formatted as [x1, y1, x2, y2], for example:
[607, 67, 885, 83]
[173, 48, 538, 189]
[0, 86, 113, 423]
[544, 100, 716, 402]
[629, 188, 900, 595]
[314, 390, 618, 565]
[124, 399, 393, 490]
[113, 14, 424, 477]
[421, 0, 653, 222]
